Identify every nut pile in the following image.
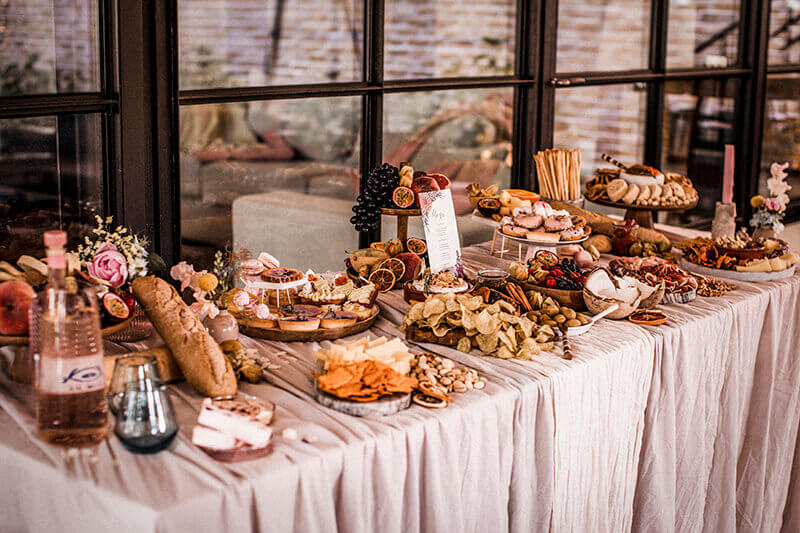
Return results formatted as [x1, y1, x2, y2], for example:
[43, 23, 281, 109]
[525, 291, 590, 328]
[411, 353, 485, 394]
[690, 274, 736, 297]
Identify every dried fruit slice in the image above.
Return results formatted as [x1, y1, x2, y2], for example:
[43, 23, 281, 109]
[406, 237, 427, 255]
[392, 186, 415, 208]
[477, 197, 501, 217]
[368, 268, 397, 292]
[534, 250, 559, 267]
[378, 257, 406, 283]
[102, 292, 131, 321]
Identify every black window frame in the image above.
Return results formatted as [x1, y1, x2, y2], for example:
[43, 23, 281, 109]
[1, 0, 797, 265]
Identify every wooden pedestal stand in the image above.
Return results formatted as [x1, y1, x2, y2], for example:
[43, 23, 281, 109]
[589, 197, 698, 229]
[381, 207, 421, 243]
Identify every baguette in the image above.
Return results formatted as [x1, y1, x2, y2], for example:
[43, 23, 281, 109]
[104, 346, 184, 388]
[131, 276, 237, 397]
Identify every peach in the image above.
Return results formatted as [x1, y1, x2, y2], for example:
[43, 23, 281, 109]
[0, 281, 35, 336]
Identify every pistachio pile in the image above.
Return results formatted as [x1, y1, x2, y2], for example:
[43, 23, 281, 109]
[411, 353, 485, 394]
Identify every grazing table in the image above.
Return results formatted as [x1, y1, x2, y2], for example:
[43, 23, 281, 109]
[1, 226, 800, 533]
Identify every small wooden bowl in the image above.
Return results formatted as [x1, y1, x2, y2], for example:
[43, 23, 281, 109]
[628, 310, 668, 326]
[521, 282, 586, 311]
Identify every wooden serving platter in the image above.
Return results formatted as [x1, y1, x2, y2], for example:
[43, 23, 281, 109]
[198, 443, 272, 463]
[380, 207, 421, 216]
[313, 384, 411, 417]
[0, 314, 135, 346]
[521, 282, 586, 310]
[238, 306, 380, 342]
[404, 324, 466, 347]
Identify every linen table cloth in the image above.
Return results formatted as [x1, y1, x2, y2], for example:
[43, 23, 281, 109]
[0, 229, 798, 532]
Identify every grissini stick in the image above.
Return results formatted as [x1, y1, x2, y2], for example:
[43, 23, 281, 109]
[132, 276, 237, 398]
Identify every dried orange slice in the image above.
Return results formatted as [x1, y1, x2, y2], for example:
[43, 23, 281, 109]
[378, 257, 406, 283]
[368, 268, 397, 292]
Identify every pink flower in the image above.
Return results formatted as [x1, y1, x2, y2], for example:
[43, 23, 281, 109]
[765, 197, 786, 213]
[87, 243, 128, 288]
[170, 261, 195, 284]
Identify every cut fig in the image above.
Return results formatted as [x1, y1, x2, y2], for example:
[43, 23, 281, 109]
[477, 197, 501, 217]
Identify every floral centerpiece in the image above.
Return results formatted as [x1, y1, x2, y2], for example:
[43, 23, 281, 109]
[750, 162, 792, 236]
[76, 215, 165, 288]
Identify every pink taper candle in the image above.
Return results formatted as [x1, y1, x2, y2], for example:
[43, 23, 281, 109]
[722, 144, 734, 204]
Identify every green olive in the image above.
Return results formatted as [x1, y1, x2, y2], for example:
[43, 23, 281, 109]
[554, 314, 567, 324]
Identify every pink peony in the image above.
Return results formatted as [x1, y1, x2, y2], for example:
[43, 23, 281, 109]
[87, 243, 128, 288]
[765, 197, 786, 213]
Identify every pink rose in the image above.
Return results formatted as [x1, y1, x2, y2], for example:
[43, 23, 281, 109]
[87, 243, 128, 288]
[765, 197, 785, 212]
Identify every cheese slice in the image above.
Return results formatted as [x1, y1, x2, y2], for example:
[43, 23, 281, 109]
[526, 231, 561, 243]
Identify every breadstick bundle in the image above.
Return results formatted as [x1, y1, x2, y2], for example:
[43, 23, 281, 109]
[533, 148, 582, 201]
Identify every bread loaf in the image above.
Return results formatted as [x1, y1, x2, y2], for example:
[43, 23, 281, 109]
[104, 346, 184, 388]
[131, 276, 237, 397]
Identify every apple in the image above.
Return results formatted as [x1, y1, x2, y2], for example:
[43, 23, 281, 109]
[410, 175, 440, 207]
[0, 281, 35, 336]
[427, 173, 451, 190]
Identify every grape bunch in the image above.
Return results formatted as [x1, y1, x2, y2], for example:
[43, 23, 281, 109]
[350, 163, 400, 231]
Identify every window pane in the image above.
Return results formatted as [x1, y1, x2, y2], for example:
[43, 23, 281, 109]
[768, 3, 800, 65]
[179, 98, 360, 270]
[554, 84, 646, 181]
[178, 1, 363, 89]
[384, 0, 515, 79]
[760, 74, 800, 203]
[0, 114, 103, 259]
[662, 79, 738, 224]
[666, 0, 739, 69]
[383, 89, 513, 246]
[2, 0, 100, 95]
[556, 0, 650, 73]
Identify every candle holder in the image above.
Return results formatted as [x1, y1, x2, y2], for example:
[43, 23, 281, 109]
[711, 202, 736, 239]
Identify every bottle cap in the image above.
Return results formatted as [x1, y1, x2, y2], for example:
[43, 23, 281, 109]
[43, 230, 67, 247]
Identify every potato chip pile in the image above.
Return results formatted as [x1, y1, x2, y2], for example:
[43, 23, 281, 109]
[316, 360, 417, 402]
[402, 292, 557, 360]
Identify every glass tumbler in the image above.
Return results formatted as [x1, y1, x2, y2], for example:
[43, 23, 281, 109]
[114, 376, 178, 454]
[108, 355, 161, 415]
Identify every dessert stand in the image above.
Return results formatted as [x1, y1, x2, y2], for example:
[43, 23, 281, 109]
[588, 197, 698, 229]
[241, 275, 309, 309]
[471, 210, 588, 262]
[381, 207, 421, 243]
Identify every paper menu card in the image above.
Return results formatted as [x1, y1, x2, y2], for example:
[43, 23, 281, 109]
[418, 189, 463, 275]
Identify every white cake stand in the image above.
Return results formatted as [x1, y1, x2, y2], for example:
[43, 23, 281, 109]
[240, 275, 309, 309]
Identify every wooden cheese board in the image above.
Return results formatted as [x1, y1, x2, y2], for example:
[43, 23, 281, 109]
[237, 306, 380, 342]
[588, 196, 697, 229]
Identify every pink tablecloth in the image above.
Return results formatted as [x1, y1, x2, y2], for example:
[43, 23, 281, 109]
[1, 228, 799, 532]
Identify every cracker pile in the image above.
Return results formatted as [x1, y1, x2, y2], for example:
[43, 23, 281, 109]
[316, 360, 417, 402]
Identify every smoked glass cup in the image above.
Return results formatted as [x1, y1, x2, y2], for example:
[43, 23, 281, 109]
[114, 375, 178, 454]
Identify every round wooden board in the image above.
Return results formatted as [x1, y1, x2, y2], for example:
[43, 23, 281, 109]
[380, 207, 421, 216]
[404, 324, 466, 347]
[0, 314, 135, 346]
[238, 306, 380, 342]
[198, 443, 273, 463]
[677, 256, 797, 282]
[521, 282, 586, 310]
[313, 384, 411, 417]
[589, 196, 698, 212]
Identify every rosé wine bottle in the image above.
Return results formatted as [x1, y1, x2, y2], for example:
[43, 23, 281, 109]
[35, 231, 107, 446]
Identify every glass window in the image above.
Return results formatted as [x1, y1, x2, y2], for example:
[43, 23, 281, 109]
[661, 78, 738, 223]
[178, 1, 363, 89]
[384, 0, 516, 79]
[666, 0, 740, 69]
[556, 0, 650, 73]
[0, 114, 103, 260]
[1, 0, 100, 95]
[554, 83, 647, 181]
[179, 97, 361, 270]
[760, 74, 800, 202]
[383, 88, 513, 246]
[768, 2, 800, 65]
